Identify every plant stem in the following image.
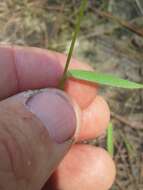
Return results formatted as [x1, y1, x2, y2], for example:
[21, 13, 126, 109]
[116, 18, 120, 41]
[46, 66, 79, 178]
[59, 0, 88, 89]
[107, 122, 114, 157]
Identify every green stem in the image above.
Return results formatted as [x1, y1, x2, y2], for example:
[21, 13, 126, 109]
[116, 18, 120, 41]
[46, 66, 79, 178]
[59, 0, 88, 89]
[107, 122, 114, 157]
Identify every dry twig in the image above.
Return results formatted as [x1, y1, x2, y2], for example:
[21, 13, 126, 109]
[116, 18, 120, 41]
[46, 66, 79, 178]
[111, 112, 143, 129]
[91, 8, 143, 38]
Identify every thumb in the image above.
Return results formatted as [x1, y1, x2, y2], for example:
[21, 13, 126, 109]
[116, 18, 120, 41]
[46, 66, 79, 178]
[0, 89, 80, 190]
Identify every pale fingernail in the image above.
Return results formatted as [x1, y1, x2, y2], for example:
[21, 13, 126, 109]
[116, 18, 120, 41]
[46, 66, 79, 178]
[26, 89, 77, 143]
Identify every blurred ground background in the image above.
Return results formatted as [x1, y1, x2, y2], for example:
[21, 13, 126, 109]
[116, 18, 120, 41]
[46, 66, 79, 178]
[0, 0, 143, 189]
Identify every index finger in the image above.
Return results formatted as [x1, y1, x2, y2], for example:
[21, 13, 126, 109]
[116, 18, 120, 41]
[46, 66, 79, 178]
[0, 46, 97, 108]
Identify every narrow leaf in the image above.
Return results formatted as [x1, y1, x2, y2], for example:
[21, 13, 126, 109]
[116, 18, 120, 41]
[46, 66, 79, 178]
[107, 122, 114, 157]
[68, 70, 143, 89]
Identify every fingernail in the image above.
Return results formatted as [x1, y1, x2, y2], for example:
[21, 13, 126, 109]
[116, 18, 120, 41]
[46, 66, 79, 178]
[26, 89, 77, 143]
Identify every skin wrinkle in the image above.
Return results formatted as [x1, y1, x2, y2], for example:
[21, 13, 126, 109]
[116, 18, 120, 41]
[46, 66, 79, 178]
[0, 120, 18, 177]
[5, 117, 34, 179]
[0, 141, 29, 189]
[0, 139, 13, 173]
[0, 139, 29, 190]
[0, 138, 15, 174]
[11, 47, 20, 92]
[0, 103, 36, 189]
[0, 125, 30, 187]
[5, 124, 33, 179]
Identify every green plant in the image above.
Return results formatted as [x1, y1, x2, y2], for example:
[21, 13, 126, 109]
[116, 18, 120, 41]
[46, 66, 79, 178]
[68, 70, 143, 89]
[59, 0, 87, 89]
[59, 0, 143, 155]
[107, 122, 114, 157]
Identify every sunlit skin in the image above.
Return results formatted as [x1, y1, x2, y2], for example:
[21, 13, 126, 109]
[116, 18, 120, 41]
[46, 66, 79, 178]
[46, 145, 115, 190]
[0, 46, 116, 190]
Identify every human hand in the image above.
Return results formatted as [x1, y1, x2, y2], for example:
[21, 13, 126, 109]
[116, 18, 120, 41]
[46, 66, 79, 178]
[0, 46, 116, 190]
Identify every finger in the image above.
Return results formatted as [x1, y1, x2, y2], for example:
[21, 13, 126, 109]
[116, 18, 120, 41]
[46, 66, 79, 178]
[0, 46, 97, 109]
[0, 89, 79, 190]
[78, 96, 110, 140]
[65, 78, 98, 109]
[44, 145, 116, 190]
[57, 53, 98, 109]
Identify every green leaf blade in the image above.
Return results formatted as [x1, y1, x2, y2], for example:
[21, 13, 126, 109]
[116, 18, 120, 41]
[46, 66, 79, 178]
[68, 70, 143, 89]
[107, 122, 114, 157]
